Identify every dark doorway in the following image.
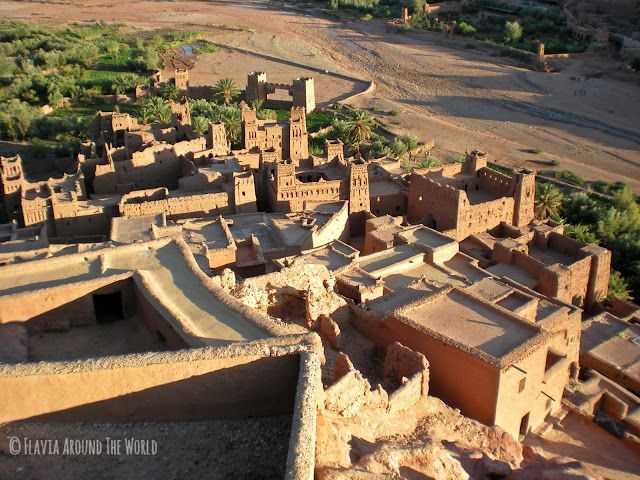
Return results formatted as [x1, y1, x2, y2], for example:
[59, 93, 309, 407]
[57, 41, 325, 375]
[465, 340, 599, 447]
[519, 412, 530, 437]
[93, 292, 124, 323]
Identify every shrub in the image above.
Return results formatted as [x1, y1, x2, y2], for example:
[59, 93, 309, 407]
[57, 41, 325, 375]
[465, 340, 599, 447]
[390, 137, 408, 157]
[555, 169, 585, 187]
[457, 22, 477, 37]
[504, 21, 522, 44]
[398, 134, 418, 150]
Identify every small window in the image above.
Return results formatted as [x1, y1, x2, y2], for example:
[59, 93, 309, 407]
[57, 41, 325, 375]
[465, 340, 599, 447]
[518, 377, 526, 393]
[546, 398, 552, 410]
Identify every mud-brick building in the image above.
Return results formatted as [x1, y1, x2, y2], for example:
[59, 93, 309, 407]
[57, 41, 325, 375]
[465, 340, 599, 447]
[407, 151, 535, 240]
[351, 278, 579, 438]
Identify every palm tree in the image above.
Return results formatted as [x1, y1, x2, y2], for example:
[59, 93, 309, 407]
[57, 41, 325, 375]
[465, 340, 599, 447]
[535, 183, 564, 220]
[250, 98, 264, 111]
[218, 107, 241, 147]
[160, 81, 181, 102]
[142, 97, 171, 125]
[344, 110, 375, 156]
[608, 271, 634, 302]
[213, 78, 240, 105]
[564, 224, 598, 245]
[192, 116, 210, 135]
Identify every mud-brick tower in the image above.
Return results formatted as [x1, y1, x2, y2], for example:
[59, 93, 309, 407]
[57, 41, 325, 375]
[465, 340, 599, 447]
[348, 160, 370, 214]
[241, 103, 260, 151]
[208, 122, 229, 156]
[512, 169, 536, 227]
[292, 77, 315, 113]
[289, 106, 309, 162]
[325, 139, 345, 164]
[233, 171, 257, 214]
[174, 68, 190, 96]
[246, 72, 268, 104]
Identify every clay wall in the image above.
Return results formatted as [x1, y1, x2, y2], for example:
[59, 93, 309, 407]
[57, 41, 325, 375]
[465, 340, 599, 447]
[457, 197, 515, 240]
[206, 247, 237, 270]
[351, 307, 500, 426]
[477, 168, 512, 198]
[584, 245, 612, 310]
[308, 201, 349, 248]
[547, 231, 584, 258]
[274, 180, 343, 213]
[370, 188, 407, 217]
[407, 175, 461, 230]
[132, 280, 191, 350]
[494, 345, 567, 437]
[233, 172, 258, 214]
[120, 191, 232, 220]
[52, 201, 118, 239]
[95, 138, 207, 194]
[0, 353, 299, 424]
[513, 249, 545, 278]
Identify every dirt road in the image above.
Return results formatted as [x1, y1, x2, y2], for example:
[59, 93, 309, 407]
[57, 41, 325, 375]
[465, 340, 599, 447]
[2, 0, 639, 189]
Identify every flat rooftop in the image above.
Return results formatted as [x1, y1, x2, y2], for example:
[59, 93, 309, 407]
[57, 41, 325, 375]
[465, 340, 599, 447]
[399, 290, 539, 358]
[383, 262, 467, 291]
[398, 227, 455, 249]
[528, 246, 576, 267]
[486, 263, 538, 290]
[582, 313, 640, 378]
[358, 244, 424, 276]
[179, 219, 231, 249]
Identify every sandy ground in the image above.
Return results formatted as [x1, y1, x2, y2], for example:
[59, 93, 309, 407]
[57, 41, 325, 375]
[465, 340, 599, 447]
[525, 411, 640, 480]
[2, 0, 639, 189]
[0, 416, 291, 480]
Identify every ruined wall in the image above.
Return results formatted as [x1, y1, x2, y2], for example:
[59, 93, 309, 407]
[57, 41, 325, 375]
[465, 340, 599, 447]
[457, 196, 515, 240]
[370, 187, 407, 217]
[95, 138, 207, 194]
[120, 191, 232, 220]
[52, 201, 117, 239]
[407, 174, 460, 231]
[478, 168, 512, 198]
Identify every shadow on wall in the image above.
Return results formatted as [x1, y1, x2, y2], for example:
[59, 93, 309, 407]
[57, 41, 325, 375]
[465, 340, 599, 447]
[7, 355, 299, 424]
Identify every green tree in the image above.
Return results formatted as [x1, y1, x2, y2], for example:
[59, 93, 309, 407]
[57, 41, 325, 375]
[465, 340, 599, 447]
[160, 81, 181, 102]
[390, 137, 408, 158]
[504, 21, 523, 44]
[142, 97, 171, 125]
[608, 271, 634, 302]
[113, 73, 144, 95]
[250, 98, 264, 111]
[564, 224, 598, 245]
[212, 78, 240, 105]
[344, 110, 375, 156]
[192, 116, 210, 135]
[534, 183, 563, 220]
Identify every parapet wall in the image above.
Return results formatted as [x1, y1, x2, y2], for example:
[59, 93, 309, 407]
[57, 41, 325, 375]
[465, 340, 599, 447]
[119, 191, 232, 219]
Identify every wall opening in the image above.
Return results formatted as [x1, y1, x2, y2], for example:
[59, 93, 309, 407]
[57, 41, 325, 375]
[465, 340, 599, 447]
[93, 292, 124, 323]
[519, 412, 530, 436]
